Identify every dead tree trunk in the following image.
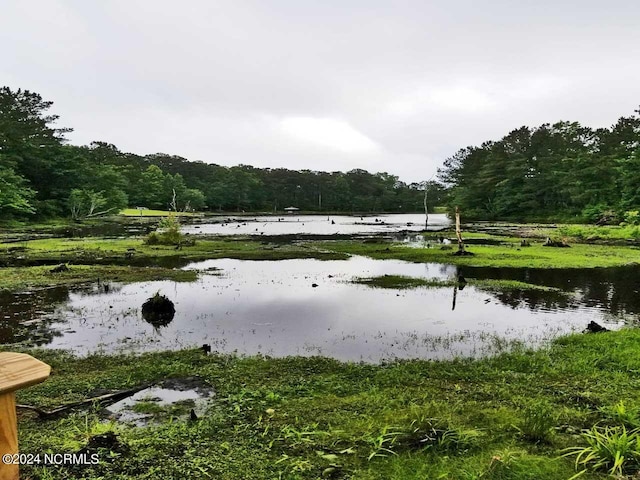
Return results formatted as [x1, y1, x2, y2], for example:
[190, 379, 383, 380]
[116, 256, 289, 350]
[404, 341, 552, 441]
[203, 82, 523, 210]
[17, 383, 154, 419]
[455, 206, 464, 253]
[170, 188, 178, 212]
[423, 186, 429, 230]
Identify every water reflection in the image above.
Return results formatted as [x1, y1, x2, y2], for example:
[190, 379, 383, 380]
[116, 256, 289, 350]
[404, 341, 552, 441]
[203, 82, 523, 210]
[0, 287, 70, 345]
[2, 257, 634, 361]
[460, 265, 640, 318]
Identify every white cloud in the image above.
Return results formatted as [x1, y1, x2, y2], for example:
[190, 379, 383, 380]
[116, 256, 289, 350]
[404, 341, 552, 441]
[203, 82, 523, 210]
[389, 85, 495, 115]
[280, 117, 379, 153]
[2, 0, 639, 182]
[429, 87, 495, 112]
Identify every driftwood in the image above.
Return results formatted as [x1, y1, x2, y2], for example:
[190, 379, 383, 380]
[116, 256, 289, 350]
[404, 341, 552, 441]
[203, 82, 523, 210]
[542, 237, 570, 248]
[49, 264, 69, 273]
[584, 321, 609, 334]
[17, 383, 154, 419]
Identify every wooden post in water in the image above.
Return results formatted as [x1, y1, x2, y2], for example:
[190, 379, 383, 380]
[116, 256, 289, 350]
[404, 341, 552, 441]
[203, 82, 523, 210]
[0, 353, 51, 480]
[423, 185, 429, 230]
[455, 206, 465, 253]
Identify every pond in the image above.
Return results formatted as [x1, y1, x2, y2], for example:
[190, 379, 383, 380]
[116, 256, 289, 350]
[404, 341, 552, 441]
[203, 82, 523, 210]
[2, 256, 633, 362]
[183, 213, 450, 236]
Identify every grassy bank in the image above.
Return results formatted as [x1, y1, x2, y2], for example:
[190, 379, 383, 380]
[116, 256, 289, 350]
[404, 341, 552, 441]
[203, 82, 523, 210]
[4, 233, 640, 271]
[558, 224, 640, 242]
[352, 274, 563, 293]
[11, 329, 640, 479]
[0, 237, 347, 265]
[119, 209, 200, 217]
[0, 265, 197, 291]
[0, 237, 347, 291]
[456, 223, 640, 244]
[2, 232, 640, 292]
[323, 238, 640, 268]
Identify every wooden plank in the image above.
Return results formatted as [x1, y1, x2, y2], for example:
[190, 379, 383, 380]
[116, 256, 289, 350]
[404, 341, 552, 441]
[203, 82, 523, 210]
[0, 354, 49, 480]
[0, 353, 51, 394]
[0, 392, 19, 480]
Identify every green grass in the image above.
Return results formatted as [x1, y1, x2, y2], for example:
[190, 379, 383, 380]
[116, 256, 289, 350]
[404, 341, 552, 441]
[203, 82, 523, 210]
[0, 236, 347, 291]
[119, 208, 199, 217]
[563, 425, 640, 476]
[0, 237, 348, 265]
[0, 265, 197, 291]
[322, 238, 640, 268]
[3, 222, 639, 478]
[352, 274, 453, 289]
[3, 232, 639, 293]
[351, 274, 563, 293]
[558, 224, 640, 242]
[4, 225, 640, 272]
[11, 329, 640, 479]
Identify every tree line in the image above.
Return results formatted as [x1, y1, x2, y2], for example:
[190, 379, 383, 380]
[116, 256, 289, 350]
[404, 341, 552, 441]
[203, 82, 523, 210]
[439, 109, 640, 223]
[0, 87, 445, 220]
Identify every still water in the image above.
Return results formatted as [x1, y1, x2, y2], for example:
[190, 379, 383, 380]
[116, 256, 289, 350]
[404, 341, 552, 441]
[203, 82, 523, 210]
[2, 256, 632, 362]
[183, 213, 450, 236]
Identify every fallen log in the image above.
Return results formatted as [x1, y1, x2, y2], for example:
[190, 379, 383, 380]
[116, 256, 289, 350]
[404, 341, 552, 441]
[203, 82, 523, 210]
[17, 383, 154, 419]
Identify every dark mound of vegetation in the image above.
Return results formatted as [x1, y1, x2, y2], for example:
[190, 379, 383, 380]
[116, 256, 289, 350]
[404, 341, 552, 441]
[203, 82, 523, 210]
[141, 292, 175, 327]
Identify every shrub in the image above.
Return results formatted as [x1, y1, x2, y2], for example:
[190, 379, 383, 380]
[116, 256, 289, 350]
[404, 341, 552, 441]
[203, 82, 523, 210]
[624, 210, 640, 226]
[581, 204, 619, 225]
[144, 215, 192, 246]
[145, 231, 161, 245]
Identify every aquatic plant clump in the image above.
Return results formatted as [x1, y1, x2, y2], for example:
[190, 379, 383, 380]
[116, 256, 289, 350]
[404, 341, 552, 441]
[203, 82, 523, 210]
[141, 292, 175, 327]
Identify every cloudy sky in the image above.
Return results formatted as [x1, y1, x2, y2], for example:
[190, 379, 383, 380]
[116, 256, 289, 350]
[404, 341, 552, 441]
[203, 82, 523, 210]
[2, 0, 639, 182]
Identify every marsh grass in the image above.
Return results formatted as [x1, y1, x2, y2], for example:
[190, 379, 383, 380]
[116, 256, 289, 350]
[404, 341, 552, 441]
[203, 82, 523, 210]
[599, 401, 640, 429]
[563, 425, 640, 476]
[323, 238, 640, 268]
[351, 274, 564, 293]
[0, 236, 347, 267]
[351, 275, 451, 289]
[3, 222, 640, 478]
[11, 329, 640, 479]
[514, 399, 558, 443]
[119, 208, 198, 217]
[559, 224, 640, 242]
[0, 264, 197, 291]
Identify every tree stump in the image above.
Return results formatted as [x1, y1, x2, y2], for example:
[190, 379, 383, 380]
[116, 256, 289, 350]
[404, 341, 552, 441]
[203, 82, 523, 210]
[141, 293, 175, 327]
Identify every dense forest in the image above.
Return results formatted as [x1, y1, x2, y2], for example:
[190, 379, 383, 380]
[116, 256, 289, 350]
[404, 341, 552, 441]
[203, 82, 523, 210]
[438, 108, 640, 223]
[3, 86, 639, 224]
[0, 87, 441, 220]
